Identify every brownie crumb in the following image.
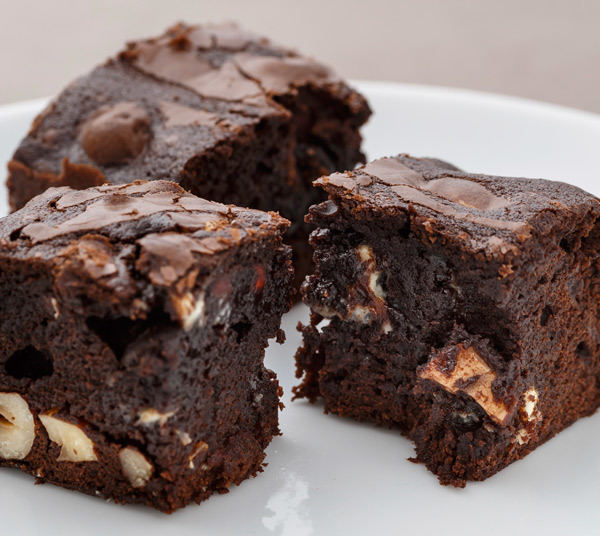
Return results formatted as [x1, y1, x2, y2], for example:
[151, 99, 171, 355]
[295, 154, 600, 486]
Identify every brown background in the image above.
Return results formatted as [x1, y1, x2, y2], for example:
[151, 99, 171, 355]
[1, 0, 598, 113]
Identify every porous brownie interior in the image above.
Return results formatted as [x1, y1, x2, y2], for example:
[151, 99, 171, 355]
[296, 198, 600, 485]
[0, 236, 289, 511]
[0, 181, 292, 511]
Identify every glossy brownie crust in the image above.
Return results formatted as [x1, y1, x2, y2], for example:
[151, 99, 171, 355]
[295, 154, 600, 486]
[7, 22, 370, 289]
[0, 181, 292, 511]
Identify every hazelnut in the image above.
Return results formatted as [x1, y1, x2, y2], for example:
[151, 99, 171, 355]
[39, 413, 98, 462]
[418, 344, 511, 425]
[0, 393, 35, 460]
[119, 446, 153, 488]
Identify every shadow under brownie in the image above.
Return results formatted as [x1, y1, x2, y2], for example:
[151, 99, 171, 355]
[295, 154, 600, 486]
[0, 180, 292, 512]
[6, 22, 371, 291]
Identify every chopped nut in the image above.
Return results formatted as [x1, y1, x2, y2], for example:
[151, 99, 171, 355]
[50, 297, 60, 319]
[132, 298, 149, 314]
[356, 244, 388, 328]
[312, 304, 338, 319]
[418, 344, 511, 425]
[349, 305, 372, 323]
[176, 430, 192, 446]
[39, 413, 97, 462]
[498, 263, 514, 278]
[515, 387, 541, 445]
[171, 291, 205, 331]
[357, 244, 374, 263]
[514, 429, 529, 445]
[522, 387, 539, 421]
[0, 393, 35, 460]
[188, 441, 209, 469]
[368, 271, 386, 300]
[119, 446, 153, 488]
[136, 408, 175, 426]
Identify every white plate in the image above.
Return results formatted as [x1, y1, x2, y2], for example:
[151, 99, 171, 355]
[1, 83, 599, 536]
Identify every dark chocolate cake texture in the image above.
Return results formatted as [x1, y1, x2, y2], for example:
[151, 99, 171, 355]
[0, 180, 292, 511]
[7, 22, 371, 289]
[295, 154, 600, 486]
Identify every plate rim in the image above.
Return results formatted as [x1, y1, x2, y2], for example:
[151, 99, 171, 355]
[0, 80, 599, 535]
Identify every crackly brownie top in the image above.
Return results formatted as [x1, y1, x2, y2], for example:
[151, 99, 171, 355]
[0, 181, 288, 318]
[13, 22, 368, 183]
[1, 179, 287, 259]
[119, 22, 339, 103]
[315, 154, 600, 252]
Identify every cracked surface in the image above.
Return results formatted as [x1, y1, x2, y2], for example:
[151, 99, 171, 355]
[295, 154, 600, 486]
[6, 21, 371, 291]
[0, 180, 293, 512]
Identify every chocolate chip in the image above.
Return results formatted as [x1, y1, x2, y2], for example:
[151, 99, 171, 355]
[80, 102, 151, 166]
[311, 200, 339, 218]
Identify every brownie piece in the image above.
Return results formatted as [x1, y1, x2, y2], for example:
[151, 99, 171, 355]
[6, 22, 370, 290]
[295, 154, 600, 486]
[0, 180, 292, 512]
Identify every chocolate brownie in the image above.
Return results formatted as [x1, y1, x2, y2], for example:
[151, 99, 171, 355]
[295, 154, 600, 485]
[0, 180, 292, 512]
[6, 22, 371, 290]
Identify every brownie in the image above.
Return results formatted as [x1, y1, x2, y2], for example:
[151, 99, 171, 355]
[294, 154, 600, 485]
[6, 22, 371, 290]
[0, 180, 292, 512]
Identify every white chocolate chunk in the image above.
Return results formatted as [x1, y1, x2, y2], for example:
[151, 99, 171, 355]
[419, 344, 511, 425]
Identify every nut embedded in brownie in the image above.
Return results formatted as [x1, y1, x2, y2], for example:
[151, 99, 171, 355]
[6, 22, 371, 290]
[0, 180, 292, 512]
[294, 154, 600, 486]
